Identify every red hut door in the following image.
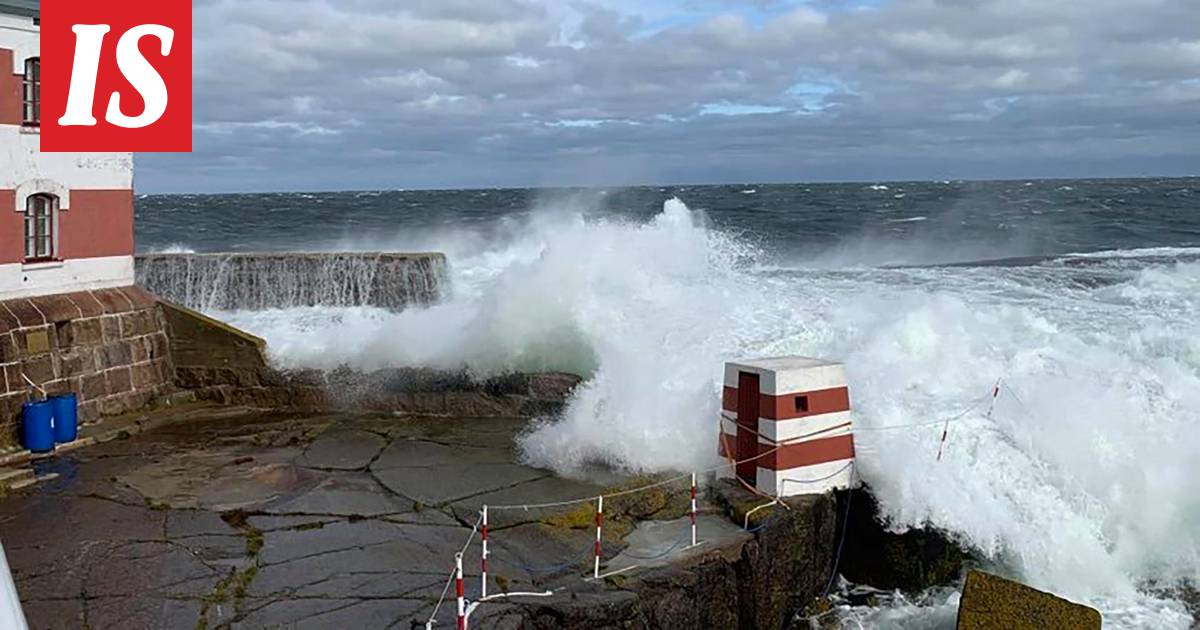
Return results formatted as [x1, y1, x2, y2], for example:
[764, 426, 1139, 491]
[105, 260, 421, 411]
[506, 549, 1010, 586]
[736, 372, 760, 484]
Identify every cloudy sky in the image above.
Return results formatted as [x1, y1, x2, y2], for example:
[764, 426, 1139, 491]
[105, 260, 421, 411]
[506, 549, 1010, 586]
[137, 0, 1200, 192]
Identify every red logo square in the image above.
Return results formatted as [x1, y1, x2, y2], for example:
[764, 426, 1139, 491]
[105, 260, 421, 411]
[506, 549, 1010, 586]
[40, 0, 192, 152]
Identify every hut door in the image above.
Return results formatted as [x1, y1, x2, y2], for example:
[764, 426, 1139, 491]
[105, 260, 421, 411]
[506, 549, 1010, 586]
[736, 372, 760, 484]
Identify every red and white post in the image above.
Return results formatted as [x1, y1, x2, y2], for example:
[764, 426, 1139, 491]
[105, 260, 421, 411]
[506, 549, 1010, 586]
[593, 495, 604, 579]
[455, 552, 465, 630]
[689, 472, 698, 547]
[480, 505, 489, 600]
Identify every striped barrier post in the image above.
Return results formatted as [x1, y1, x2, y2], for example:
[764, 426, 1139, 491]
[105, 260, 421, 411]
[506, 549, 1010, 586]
[480, 505, 489, 600]
[593, 495, 604, 579]
[690, 472, 697, 547]
[455, 552, 465, 630]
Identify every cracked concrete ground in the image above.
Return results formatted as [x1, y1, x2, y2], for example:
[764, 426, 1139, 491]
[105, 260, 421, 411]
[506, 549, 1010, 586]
[0, 409, 606, 629]
[0, 408, 744, 629]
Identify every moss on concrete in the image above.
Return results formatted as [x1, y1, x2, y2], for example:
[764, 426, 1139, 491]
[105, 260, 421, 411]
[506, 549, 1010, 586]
[196, 509, 265, 629]
[536, 474, 693, 540]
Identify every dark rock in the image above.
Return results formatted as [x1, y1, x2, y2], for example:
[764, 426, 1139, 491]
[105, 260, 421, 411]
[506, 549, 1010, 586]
[498, 480, 839, 630]
[835, 485, 973, 592]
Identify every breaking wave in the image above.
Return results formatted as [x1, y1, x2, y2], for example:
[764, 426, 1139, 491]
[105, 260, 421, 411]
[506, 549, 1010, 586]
[214, 197, 1199, 628]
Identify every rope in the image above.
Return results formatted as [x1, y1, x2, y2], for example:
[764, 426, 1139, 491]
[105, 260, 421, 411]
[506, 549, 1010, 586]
[852, 395, 988, 433]
[21, 373, 46, 398]
[427, 563, 457, 628]
[425, 512, 483, 628]
[778, 461, 856, 490]
[425, 381, 999, 627]
[823, 467, 857, 597]
[487, 474, 691, 511]
[488, 421, 849, 513]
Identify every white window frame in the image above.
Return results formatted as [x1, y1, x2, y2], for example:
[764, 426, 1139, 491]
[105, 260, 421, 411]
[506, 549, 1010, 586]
[22, 57, 38, 126]
[23, 193, 59, 262]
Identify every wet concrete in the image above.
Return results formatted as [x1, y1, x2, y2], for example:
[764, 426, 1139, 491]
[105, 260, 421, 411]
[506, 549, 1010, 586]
[0, 408, 715, 629]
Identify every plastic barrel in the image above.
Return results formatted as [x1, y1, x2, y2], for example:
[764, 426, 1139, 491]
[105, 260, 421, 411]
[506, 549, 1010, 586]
[21, 401, 54, 453]
[49, 393, 78, 443]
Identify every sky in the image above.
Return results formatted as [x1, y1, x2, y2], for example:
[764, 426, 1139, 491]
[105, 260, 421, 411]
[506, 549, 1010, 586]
[138, 0, 1200, 193]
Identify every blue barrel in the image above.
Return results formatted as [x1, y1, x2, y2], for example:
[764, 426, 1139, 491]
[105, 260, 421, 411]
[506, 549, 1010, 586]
[50, 393, 79, 443]
[21, 400, 54, 453]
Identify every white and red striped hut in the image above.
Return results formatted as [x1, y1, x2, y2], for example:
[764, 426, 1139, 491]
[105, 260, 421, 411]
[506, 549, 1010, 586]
[719, 356, 857, 496]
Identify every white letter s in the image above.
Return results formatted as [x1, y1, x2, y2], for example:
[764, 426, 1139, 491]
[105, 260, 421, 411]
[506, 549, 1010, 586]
[106, 24, 174, 129]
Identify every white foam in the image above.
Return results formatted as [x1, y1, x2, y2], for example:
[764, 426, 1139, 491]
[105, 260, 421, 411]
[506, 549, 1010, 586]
[145, 243, 196, 254]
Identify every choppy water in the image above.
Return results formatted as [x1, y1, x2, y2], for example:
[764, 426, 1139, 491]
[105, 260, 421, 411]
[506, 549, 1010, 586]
[138, 179, 1200, 628]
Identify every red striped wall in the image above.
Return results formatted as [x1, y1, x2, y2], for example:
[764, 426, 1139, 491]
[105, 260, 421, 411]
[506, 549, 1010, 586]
[0, 190, 17, 264]
[719, 431, 855, 470]
[59, 190, 135, 259]
[722, 385, 851, 420]
[0, 49, 21, 127]
[758, 435, 855, 470]
[0, 189, 134, 264]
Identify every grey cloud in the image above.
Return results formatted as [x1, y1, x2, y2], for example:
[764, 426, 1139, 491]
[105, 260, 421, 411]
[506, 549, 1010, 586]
[138, 0, 1200, 192]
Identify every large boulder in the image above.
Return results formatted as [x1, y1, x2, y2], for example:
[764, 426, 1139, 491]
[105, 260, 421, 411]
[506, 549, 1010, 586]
[956, 570, 1101, 630]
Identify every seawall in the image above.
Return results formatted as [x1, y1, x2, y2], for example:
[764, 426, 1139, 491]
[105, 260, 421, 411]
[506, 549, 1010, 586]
[0, 287, 175, 446]
[135, 252, 448, 311]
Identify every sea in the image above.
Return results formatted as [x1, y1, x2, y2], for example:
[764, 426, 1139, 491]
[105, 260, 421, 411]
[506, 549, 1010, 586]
[137, 178, 1200, 628]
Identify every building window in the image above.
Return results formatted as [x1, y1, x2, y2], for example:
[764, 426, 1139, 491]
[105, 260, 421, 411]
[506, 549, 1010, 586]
[794, 395, 809, 414]
[24, 194, 58, 262]
[23, 57, 39, 126]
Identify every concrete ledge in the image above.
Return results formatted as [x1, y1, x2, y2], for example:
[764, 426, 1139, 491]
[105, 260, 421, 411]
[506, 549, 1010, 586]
[136, 252, 449, 311]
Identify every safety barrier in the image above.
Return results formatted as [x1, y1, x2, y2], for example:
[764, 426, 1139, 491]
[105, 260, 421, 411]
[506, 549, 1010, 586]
[423, 380, 1008, 629]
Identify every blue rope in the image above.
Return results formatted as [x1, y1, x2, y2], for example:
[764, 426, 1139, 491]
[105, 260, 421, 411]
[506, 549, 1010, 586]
[822, 486, 854, 597]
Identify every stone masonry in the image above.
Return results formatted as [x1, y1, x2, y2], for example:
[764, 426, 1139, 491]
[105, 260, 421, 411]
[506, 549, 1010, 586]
[0, 286, 174, 447]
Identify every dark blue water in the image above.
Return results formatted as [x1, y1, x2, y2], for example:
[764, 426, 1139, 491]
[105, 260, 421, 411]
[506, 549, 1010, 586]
[136, 178, 1200, 265]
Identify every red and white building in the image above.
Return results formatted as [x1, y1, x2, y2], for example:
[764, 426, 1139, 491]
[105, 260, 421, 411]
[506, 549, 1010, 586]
[0, 0, 134, 301]
[719, 356, 858, 496]
[0, 0, 164, 449]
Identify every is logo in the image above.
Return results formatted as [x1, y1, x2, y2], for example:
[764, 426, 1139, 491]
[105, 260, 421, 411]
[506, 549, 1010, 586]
[41, 0, 192, 152]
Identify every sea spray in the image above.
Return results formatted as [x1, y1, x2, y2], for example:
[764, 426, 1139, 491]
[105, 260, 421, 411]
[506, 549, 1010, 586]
[212, 198, 1198, 627]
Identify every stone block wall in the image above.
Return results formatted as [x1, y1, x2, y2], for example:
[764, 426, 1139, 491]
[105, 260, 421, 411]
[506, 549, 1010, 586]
[158, 300, 325, 410]
[0, 286, 174, 447]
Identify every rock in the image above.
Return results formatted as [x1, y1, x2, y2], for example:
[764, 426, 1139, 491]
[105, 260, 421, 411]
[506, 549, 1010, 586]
[956, 570, 1102, 630]
[834, 486, 972, 592]
[491, 480, 839, 630]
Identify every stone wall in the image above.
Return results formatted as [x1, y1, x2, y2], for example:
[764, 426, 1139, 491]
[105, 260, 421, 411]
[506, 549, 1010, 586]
[0, 286, 174, 447]
[158, 300, 326, 410]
